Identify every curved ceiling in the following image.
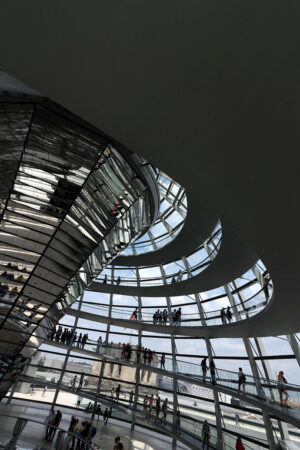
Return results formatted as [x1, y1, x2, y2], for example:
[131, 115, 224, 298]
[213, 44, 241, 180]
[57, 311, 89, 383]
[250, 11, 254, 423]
[1, 1, 299, 337]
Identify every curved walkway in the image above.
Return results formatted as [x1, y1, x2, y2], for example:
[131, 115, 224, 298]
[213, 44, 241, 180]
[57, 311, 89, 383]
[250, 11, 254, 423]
[18, 374, 215, 450]
[90, 224, 258, 297]
[114, 190, 218, 266]
[42, 340, 300, 429]
[66, 306, 270, 339]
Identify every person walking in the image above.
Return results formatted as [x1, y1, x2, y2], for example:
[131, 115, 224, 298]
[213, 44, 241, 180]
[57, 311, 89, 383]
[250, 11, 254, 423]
[210, 359, 216, 384]
[235, 413, 240, 426]
[115, 383, 121, 403]
[103, 408, 109, 425]
[160, 353, 166, 370]
[278, 370, 289, 406]
[76, 395, 82, 408]
[158, 310, 162, 325]
[236, 436, 245, 450]
[201, 357, 207, 382]
[121, 343, 126, 359]
[42, 385, 47, 397]
[96, 404, 102, 421]
[238, 368, 246, 392]
[202, 420, 210, 449]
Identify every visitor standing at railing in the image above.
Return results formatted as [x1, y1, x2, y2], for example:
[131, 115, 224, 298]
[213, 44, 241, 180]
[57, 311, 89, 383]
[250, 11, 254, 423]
[147, 393, 154, 418]
[221, 307, 227, 324]
[210, 359, 216, 384]
[81, 333, 88, 349]
[163, 308, 168, 324]
[96, 336, 102, 353]
[78, 373, 84, 389]
[172, 309, 177, 325]
[47, 410, 62, 442]
[148, 350, 153, 365]
[202, 420, 210, 449]
[44, 408, 55, 440]
[161, 398, 168, 424]
[155, 395, 161, 423]
[143, 394, 148, 418]
[72, 375, 77, 388]
[235, 413, 240, 426]
[115, 383, 121, 402]
[177, 307, 182, 325]
[130, 308, 138, 320]
[201, 357, 208, 382]
[226, 306, 233, 323]
[111, 387, 115, 402]
[69, 418, 79, 448]
[68, 415, 76, 433]
[238, 368, 246, 392]
[160, 353, 166, 369]
[278, 371, 289, 406]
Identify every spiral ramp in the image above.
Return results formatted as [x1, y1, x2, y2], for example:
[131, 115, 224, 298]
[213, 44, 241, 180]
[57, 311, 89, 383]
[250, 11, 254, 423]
[0, 2, 300, 448]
